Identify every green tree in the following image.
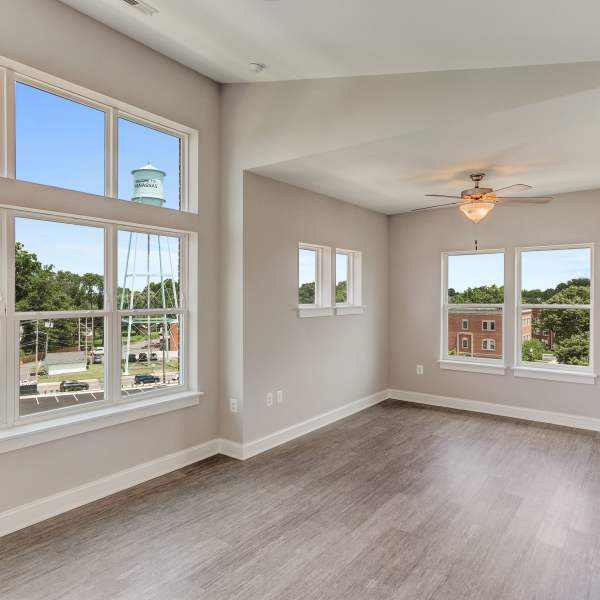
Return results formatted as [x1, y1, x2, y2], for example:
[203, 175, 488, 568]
[449, 285, 504, 304]
[522, 339, 546, 362]
[536, 285, 590, 342]
[336, 280, 347, 303]
[299, 282, 315, 304]
[554, 332, 589, 366]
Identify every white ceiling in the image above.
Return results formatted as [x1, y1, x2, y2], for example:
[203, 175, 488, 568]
[253, 87, 600, 214]
[61, 0, 600, 84]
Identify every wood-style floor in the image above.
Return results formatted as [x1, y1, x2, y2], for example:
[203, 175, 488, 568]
[2, 400, 600, 600]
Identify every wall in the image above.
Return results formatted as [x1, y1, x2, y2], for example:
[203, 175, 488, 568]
[389, 189, 600, 419]
[0, 0, 220, 512]
[243, 173, 388, 443]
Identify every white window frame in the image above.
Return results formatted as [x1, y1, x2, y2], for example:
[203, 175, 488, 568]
[298, 243, 332, 318]
[0, 55, 198, 213]
[439, 249, 507, 375]
[514, 243, 595, 385]
[335, 248, 364, 316]
[482, 320, 496, 332]
[482, 338, 496, 351]
[461, 319, 469, 330]
[0, 57, 201, 453]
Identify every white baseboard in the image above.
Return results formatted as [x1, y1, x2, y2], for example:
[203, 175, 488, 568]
[2, 390, 389, 537]
[0, 439, 220, 538]
[220, 389, 388, 461]
[389, 389, 600, 432]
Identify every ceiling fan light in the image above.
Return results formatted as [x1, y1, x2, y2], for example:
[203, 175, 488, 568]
[459, 201, 495, 224]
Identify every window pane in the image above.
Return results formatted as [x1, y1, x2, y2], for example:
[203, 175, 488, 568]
[118, 230, 180, 310]
[521, 308, 590, 366]
[19, 317, 104, 416]
[299, 248, 316, 305]
[15, 218, 105, 312]
[15, 82, 105, 195]
[448, 307, 503, 359]
[118, 118, 181, 210]
[121, 314, 182, 396]
[336, 253, 348, 304]
[521, 248, 591, 304]
[447, 253, 504, 304]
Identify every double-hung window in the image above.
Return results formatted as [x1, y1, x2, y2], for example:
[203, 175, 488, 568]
[298, 243, 332, 317]
[516, 245, 594, 384]
[0, 57, 199, 449]
[441, 250, 506, 374]
[335, 249, 363, 315]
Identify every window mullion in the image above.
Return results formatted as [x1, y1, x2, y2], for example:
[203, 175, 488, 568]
[106, 224, 119, 405]
[4, 68, 15, 179]
[5, 211, 16, 425]
[106, 106, 117, 198]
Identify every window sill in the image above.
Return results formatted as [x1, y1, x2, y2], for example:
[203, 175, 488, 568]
[513, 366, 596, 385]
[297, 306, 334, 318]
[335, 305, 366, 316]
[439, 359, 507, 375]
[0, 391, 203, 454]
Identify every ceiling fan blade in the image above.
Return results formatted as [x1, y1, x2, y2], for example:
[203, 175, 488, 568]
[424, 194, 462, 199]
[496, 196, 553, 204]
[412, 201, 460, 212]
[492, 184, 532, 194]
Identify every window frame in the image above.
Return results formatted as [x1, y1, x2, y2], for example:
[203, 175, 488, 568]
[297, 242, 333, 318]
[0, 56, 198, 213]
[440, 249, 507, 375]
[0, 56, 201, 453]
[335, 248, 364, 316]
[514, 243, 595, 384]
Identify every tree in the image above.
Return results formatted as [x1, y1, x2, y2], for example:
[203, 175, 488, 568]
[449, 285, 504, 304]
[535, 285, 590, 342]
[554, 332, 589, 366]
[336, 280, 347, 303]
[522, 339, 545, 362]
[299, 282, 315, 304]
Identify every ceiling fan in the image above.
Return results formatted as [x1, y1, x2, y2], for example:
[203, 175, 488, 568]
[414, 173, 553, 223]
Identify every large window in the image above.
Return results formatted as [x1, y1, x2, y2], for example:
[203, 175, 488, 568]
[0, 57, 198, 447]
[517, 245, 593, 381]
[442, 251, 505, 371]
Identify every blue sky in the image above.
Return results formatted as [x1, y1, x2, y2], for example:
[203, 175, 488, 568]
[299, 249, 348, 285]
[449, 248, 591, 292]
[16, 82, 181, 209]
[14, 82, 181, 284]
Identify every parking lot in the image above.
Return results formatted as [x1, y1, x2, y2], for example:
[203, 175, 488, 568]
[19, 384, 174, 416]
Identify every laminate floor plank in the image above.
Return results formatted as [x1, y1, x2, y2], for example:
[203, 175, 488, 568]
[2, 400, 600, 599]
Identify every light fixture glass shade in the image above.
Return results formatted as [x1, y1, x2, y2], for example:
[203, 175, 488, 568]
[459, 201, 495, 224]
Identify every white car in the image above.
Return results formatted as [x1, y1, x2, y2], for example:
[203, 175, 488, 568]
[93, 347, 104, 355]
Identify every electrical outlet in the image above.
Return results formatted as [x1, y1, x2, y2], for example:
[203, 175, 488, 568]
[276, 390, 283, 405]
[416, 365, 424, 375]
[266, 392, 274, 407]
[229, 398, 239, 413]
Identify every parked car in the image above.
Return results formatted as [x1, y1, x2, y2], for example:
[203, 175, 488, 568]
[138, 352, 148, 362]
[134, 374, 160, 385]
[59, 380, 90, 392]
[128, 353, 138, 363]
[92, 354, 103, 364]
[19, 383, 38, 396]
[150, 352, 158, 361]
[94, 347, 105, 355]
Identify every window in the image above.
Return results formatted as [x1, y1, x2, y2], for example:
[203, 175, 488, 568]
[482, 339, 496, 351]
[15, 82, 105, 195]
[0, 57, 199, 450]
[298, 243, 332, 317]
[482, 320, 496, 331]
[517, 245, 594, 383]
[118, 118, 182, 210]
[335, 249, 363, 315]
[442, 251, 505, 374]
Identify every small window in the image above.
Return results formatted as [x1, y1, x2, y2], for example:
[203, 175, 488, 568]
[518, 246, 592, 375]
[15, 82, 105, 195]
[118, 118, 182, 210]
[482, 339, 496, 351]
[444, 251, 504, 365]
[298, 243, 332, 316]
[336, 252, 349, 304]
[335, 249, 363, 314]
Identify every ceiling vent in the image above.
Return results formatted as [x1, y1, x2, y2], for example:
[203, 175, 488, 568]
[121, 0, 159, 16]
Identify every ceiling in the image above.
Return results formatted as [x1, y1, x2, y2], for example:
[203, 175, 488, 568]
[61, 0, 600, 84]
[253, 86, 600, 214]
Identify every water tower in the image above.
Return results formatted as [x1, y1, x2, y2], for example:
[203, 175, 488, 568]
[120, 165, 179, 376]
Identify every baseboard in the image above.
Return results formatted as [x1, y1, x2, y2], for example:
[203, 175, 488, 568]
[218, 438, 245, 460]
[389, 389, 600, 432]
[0, 439, 220, 538]
[227, 389, 389, 460]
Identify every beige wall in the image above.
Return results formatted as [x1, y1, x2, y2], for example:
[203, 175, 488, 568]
[243, 173, 388, 442]
[0, 0, 220, 512]
[389, 189, 600, 419]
